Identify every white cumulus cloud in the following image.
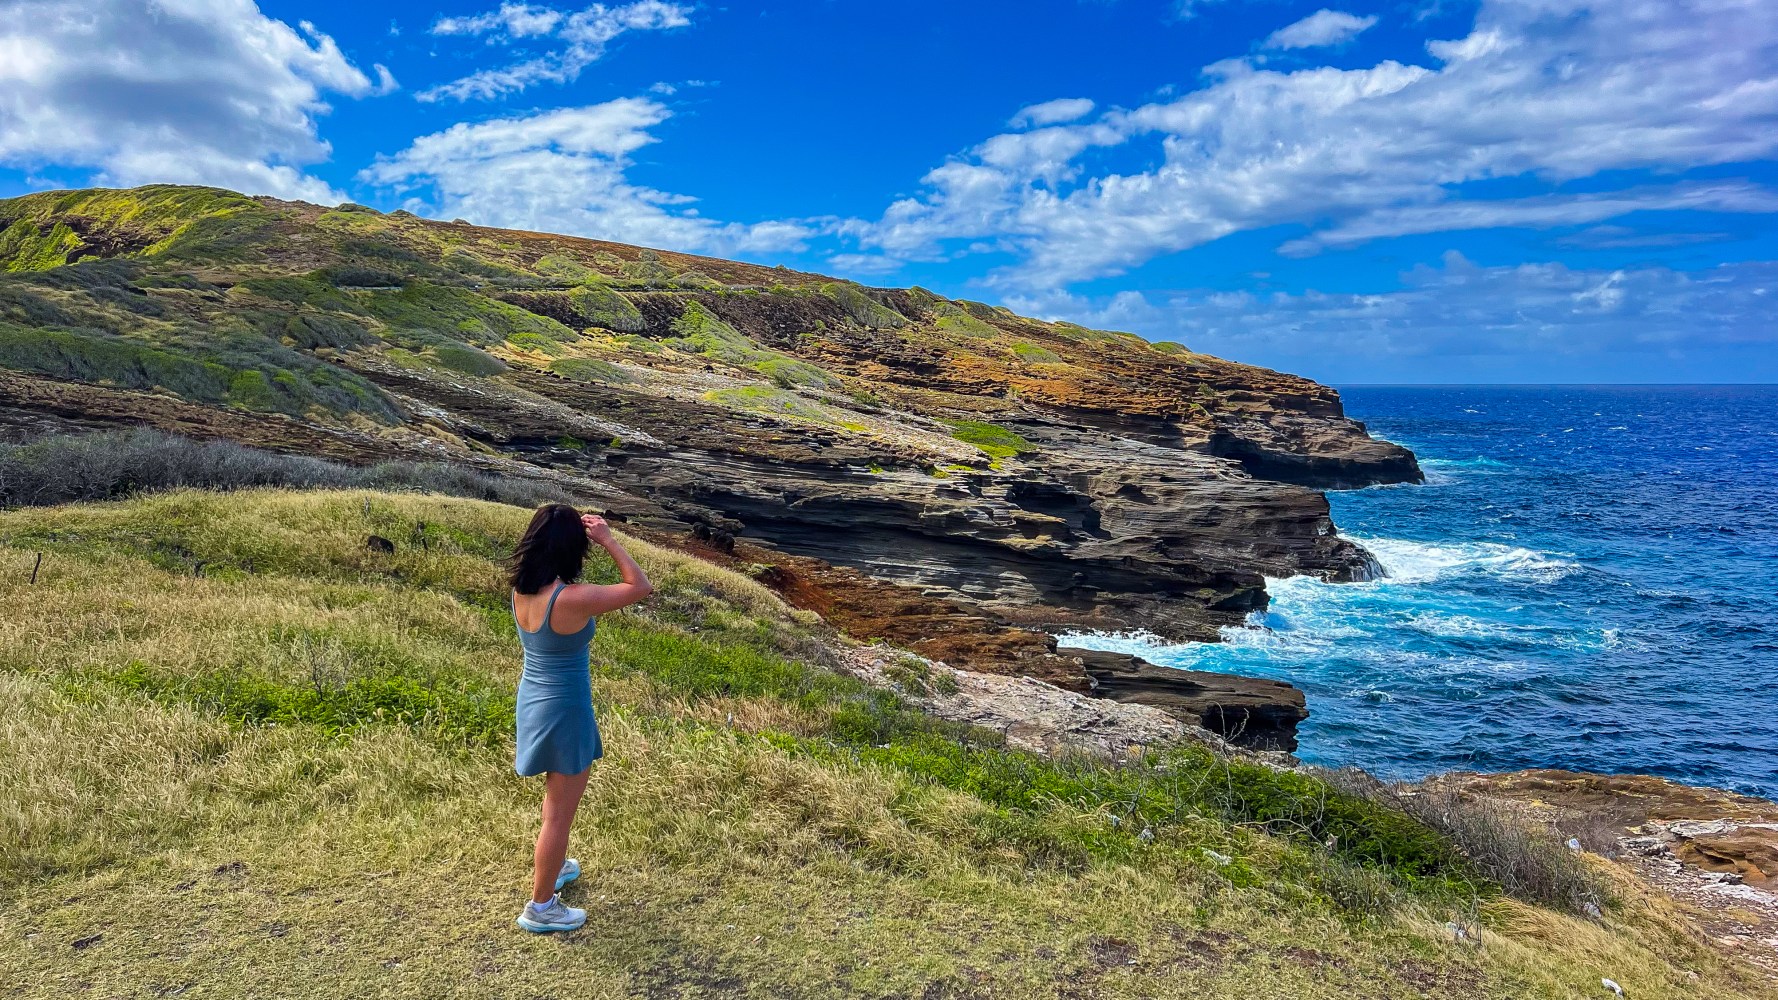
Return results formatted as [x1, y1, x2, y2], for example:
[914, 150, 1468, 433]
[420, 1, 693, 102]
[0, 0, 391, 202]
[360, 99, 813, 257]
[834, 0, 1778, 290]
[1264, 10, 1379, 50]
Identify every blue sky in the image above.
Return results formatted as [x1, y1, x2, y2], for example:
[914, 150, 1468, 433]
[2, 0, 1775, 384]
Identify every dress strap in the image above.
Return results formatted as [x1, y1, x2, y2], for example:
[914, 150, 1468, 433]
[540, 581, 569, 632]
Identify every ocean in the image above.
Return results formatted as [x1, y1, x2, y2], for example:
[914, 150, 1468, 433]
[1064, 385, 1778, 799]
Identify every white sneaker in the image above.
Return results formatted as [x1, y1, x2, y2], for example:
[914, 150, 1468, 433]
[555, 858, 580, 891]
[516, 895, 586, 933]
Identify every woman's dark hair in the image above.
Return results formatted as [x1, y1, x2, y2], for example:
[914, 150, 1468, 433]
[507, 503, 589, 594]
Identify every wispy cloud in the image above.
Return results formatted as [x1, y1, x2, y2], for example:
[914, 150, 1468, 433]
[361, 99, 812, 257]
[1280, 181, 1778, 255]
[1010, 98, 1096, 129]
[1007, 254, 1778, 376]
[1263, 9, 1378, 50]
[419, 1, 692, 102]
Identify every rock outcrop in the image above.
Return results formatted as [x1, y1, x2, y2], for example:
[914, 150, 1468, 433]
[1060, 647, 1309, 751]
[0, 183, 1420, 708]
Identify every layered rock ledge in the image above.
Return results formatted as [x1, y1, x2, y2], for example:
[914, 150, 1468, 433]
[0, 184, 1419, 723]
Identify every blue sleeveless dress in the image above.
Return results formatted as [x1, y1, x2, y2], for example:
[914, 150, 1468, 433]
[512, 582, 602, 776]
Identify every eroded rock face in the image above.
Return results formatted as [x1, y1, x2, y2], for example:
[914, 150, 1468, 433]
[836, 644, 1204, 759]
[354, 362, 1389, 643]
[0, 184, 1419, 699]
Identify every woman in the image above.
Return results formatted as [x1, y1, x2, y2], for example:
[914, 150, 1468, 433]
[506, 504, 653, 933]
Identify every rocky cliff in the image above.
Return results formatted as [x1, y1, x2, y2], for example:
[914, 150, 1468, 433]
[0, 185, 1419, 722]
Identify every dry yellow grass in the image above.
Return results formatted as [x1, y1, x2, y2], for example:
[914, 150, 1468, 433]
[0, 489, 1769, 999]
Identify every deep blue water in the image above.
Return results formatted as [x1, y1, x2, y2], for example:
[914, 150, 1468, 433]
[1066, 386, 1778, 798]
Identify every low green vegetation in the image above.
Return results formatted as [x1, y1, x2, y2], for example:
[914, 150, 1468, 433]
[750, 356, 840, 389]
[1048, 321, 1142, 345]
[0, 185, 275, 270]
[549, 356, 636, 384]
[1012, 341, 1063, 363]
[567, 282, 646, 332]
[533, 253, 596, 282]
[930, 300, 1000, 338]
[0, 487, 1750, 999]
[428, 342, 507, 375]
[821, 282, 908, 329]
[668, 302, 841, 389]
[704, 386, 865, 430]
[507, 330, 569, 356]
[0, 322, 393, 420]
[943, 419, 1037, 460]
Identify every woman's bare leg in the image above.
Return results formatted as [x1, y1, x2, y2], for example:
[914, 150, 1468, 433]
[531, 767, 591, 903]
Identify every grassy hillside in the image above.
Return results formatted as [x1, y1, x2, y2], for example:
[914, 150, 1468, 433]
[0, 489, 1763, 998]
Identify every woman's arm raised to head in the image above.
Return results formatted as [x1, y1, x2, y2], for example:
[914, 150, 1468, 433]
[561, 514, 654, 616]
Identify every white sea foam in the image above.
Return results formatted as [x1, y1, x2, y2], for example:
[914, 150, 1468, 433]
[1354, 536, 1580, 585]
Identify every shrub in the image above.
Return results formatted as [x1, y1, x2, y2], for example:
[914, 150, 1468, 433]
[0, 282, 77, 327]
[550, 357, 635, 384]
[282, 313, 375, 350]
[1011, 342, 1061, 363]
[534, 253, 595, 282]
[324, 266, 405, 288]
[507, 331, 567, 356]
[0, 219, 84, 271]
[0, 429, 573, 509]
[703, 387, 865, 431]
[930, 302, 998, 338]
[427, 342, 507, 375]
[1323, 770, 1608, 914]
[821, 283, 908, 329]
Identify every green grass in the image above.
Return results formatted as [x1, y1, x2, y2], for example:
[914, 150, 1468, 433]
[0, 489, 1763, 999]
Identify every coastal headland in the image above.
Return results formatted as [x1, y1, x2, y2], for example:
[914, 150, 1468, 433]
[2, 185, 1772, 996]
